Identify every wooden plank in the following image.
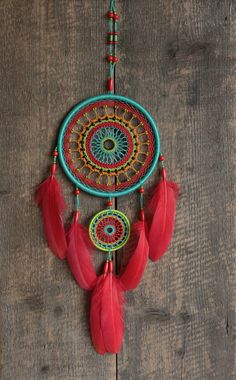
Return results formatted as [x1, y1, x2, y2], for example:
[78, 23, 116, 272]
[0, 1, 116, 379]
[116, 0, 236, 379]
[1, 0, 236, 379]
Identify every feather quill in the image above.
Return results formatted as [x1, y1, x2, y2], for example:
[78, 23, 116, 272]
[119, 220, 149, 291]
[35, 174, 67, 259]
[148, 168, 179, 261]
[66, 212, 97, 290]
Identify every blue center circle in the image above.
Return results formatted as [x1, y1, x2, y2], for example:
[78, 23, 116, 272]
[104, 225, 115, 235]
[90, 126, 129, 165]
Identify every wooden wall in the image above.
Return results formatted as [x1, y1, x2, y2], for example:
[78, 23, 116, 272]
[0, 1, 235, 379]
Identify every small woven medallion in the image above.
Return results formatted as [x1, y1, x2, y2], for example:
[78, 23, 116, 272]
[89, 209, 130, 251]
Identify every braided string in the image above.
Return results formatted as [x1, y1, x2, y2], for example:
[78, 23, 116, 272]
[107, 0, 119, 93]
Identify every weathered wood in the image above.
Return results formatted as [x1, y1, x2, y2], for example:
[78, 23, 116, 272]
[0, 1, 235, 379]
[0, 1, 115, 379]
[117, 1, 236, 379]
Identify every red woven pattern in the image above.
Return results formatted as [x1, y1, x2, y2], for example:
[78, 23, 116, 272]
[96, 216, 124, 244]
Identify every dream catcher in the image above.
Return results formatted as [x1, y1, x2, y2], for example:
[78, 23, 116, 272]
[35, 0, 179, 355]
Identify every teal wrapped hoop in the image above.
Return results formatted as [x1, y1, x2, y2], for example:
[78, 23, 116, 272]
[58, 94, 160, 197]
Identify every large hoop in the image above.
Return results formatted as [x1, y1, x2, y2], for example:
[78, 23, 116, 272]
[58, 94, 160, 197]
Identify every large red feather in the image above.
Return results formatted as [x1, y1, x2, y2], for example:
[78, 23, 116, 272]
[101, 267, 124, 353]
[119, 220, 149, 291]
[66, 212, 97, 290]
[148, 168, 179, 261]
[90, 271, 107, 355]
[35, 175, 67, 259]
[90, 262, 124, 354]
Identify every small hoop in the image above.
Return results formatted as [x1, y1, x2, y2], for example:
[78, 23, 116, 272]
[89, 209, 130, 252]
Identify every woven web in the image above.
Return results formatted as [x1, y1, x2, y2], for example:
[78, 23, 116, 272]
[62, 99, 157, 194]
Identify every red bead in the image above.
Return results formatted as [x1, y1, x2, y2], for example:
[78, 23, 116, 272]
[138, 187, 145, 193]
[107, 55, 113, 62]
[107, 11, 114, 19]
[113, 56, 118, 63]
[52, 151, 58, 157]
[159, 155, 165, 162]
[107, 200, 113, 206]
[74, 189, 80, 195]
[107, 78, 113, 91]
[113, 13, 119, 21]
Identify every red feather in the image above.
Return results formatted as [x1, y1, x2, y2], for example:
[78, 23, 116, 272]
[66, 212, 97, 290]
[35, 175, 67, 259]
[101, 269, 124, 353]
[90, 274, 107, 355]
[148, 168, 179, 261]
[119, 220, 149, 291]
[90, 262, 124, 354]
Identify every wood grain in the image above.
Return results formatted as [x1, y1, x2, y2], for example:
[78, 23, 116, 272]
[0, 1, 115, 379]
[117, 1, 236, 379]
[0, 1, 235, 379]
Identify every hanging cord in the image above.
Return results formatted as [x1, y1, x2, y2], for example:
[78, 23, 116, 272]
[106, 0, 119, 273]
[107, 0, 119, 93]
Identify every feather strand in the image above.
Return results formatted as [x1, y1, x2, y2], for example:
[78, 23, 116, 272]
[90, 261, 124, 354]
[101, 262, 124, 353]
[35, 175, 67, 259]
[148, 168, 179, 261]
[119, 220, 149, 291]
[66, 212, 97, 290]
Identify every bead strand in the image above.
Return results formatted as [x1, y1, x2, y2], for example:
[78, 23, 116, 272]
[106, 251, 112, 262]
[74, 188, 80, 212]
[159, 153, 165, 168]
[51, 147, 58, 175]
[113, 10, 119, 63]
[106, 197, 113, 209]
[159, 154, 167, 180]
[138, 187, 145, 221]
[107, 0, 119, 93]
